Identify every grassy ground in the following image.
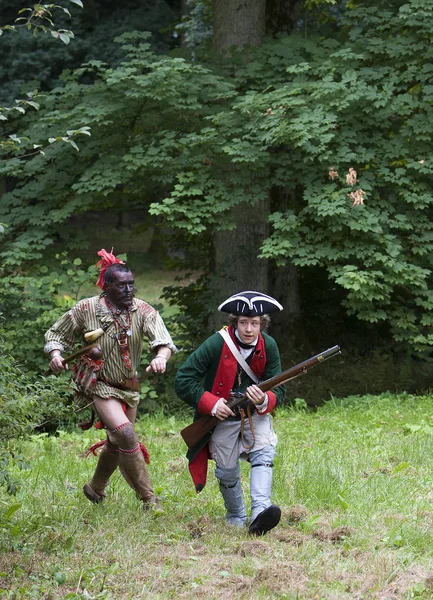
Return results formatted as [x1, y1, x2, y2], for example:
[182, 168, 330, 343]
[2, 393, 433, 599]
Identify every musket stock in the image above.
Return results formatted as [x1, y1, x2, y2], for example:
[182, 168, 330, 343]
[180, 345, 341, 450]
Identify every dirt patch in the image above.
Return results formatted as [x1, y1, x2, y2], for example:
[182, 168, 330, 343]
[166, 457, 185, 473]
[238, 540, 271, 557]
[378, 565, 430, 599]
[187, 515, 213, 539]
[287, 504, 309, 522]
[313, 526, 356, 542]
[274, 528, 308, 546]
[254, 562, 308, 596]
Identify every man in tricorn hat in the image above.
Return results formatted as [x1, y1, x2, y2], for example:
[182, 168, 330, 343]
[175, 291, 285, 535]
[44, 249, 177, 509]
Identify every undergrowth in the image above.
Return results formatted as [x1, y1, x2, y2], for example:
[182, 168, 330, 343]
[2, 393, 433, 599]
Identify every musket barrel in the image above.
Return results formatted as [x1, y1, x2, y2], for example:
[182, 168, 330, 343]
[180, 344, 341, 450]
[258, 345, 341, 393]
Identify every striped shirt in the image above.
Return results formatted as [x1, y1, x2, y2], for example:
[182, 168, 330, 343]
[44, 295, 177, 408]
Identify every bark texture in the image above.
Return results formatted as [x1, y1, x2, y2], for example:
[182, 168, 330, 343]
[210, 0, 268, 330]
[211, 198, 270, 330]
[210, 0, 303, 344]
[212, 0, 266, 53]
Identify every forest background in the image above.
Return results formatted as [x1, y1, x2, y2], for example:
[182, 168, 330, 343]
[2, 0, 433, 422]
[3, 4, 433, 597]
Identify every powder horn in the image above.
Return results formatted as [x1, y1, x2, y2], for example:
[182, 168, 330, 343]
[84, 328, 105, 343]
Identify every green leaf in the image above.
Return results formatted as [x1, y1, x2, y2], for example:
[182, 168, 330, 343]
[5, 503, 21, 519]
[392, 462, 410, 473]
[54, 572, 66, 585]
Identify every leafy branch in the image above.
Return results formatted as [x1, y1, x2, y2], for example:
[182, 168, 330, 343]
[0, 1, 90, 159]
[1, 126, 91, 161]
[0, 0, 84, 45]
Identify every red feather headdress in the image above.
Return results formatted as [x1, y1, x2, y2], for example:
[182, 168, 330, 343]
[95, 248, 124, 289]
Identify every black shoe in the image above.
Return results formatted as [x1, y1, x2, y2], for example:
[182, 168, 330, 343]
[248, 505, 281, 536]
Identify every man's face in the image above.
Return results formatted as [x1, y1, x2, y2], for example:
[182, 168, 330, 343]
[105, 271, 134, 310]
[236, 316, 261, 344]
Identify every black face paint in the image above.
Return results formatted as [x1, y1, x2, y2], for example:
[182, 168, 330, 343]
[105, 271, 134, 310]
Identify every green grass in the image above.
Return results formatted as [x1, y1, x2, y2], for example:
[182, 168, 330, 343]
[3, 393, 433, 598]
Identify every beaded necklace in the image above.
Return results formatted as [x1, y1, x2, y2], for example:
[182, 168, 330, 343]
[106, 298, 133, 371]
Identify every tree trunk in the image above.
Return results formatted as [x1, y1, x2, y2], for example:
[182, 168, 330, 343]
[213, 0, 266, 53]
[211, 198, 270, 329]
[268, 261, 308, 358]
[210, 0, 305, 349]
[210, 0, 268, 330]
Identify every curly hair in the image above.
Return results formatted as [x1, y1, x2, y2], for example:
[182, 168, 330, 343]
[228, 313, 271, 331]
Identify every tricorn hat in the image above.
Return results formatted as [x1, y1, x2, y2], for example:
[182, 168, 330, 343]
[218, 291, 283, 317]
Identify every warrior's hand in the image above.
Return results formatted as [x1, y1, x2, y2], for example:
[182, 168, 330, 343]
[49, 351, 68, 373]
[214, 399, 236, 421]
[146, 355, 167, 374]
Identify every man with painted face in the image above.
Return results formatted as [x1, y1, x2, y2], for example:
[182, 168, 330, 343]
[175, 291, 285, 536]
[44, 249, 177, 509]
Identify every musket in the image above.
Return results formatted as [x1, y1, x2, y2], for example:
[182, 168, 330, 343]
[180, 345, 341, 450]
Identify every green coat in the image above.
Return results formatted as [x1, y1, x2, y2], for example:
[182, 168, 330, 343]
[175, 326, 285, 491]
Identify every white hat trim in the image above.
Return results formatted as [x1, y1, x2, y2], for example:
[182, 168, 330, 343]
[218, 291, 283, 313]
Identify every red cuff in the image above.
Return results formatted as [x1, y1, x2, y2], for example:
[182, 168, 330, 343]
[198, 391, 219, 416]
[260, 391, 277, 414]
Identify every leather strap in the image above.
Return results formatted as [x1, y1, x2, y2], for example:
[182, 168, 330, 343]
[240, 404, 255, 450]
[219, 328, 258, 450]
[218, 328, 260, 384]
